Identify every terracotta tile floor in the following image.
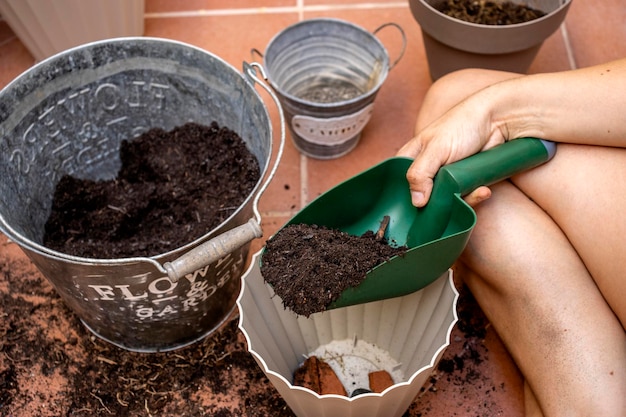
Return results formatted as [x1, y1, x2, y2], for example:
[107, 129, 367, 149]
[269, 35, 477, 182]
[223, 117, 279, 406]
[1, 1, 626, 416]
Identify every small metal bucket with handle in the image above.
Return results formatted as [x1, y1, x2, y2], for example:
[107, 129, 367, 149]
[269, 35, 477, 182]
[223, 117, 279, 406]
[257, 18, 406, 159]
[0, 37, 285, 352]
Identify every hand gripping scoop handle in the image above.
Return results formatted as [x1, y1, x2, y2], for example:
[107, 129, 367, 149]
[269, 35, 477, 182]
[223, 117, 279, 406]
[281, 138, 556, 309]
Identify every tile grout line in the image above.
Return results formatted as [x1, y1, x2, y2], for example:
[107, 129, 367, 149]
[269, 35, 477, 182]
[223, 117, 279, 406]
[300, 153, 309, 209]
[144, 2, 408, 19]
[560, 24, 578, 70]
[264, 210, 300, 217]
[297, 0, 304, 20]
[0, 36, 17, 48]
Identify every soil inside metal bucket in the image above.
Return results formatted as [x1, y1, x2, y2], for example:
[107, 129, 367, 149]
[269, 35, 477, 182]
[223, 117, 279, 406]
[43, 122, 260, 258]
[296, 78, 364, 103]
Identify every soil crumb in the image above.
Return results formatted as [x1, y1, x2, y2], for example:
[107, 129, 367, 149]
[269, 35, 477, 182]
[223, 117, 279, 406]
[43, 122, 260, 259]
[260, 223, 406, 316]
[437, 0, 546, 25]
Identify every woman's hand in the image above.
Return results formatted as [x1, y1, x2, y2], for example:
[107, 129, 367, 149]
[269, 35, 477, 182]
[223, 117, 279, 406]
[463, 186, 492, 207]
[397, 93, 506, 207]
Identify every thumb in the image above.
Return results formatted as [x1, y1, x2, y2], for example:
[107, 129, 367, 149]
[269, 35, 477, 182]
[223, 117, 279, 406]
[404, 152, 447, 207]
[463, 186, 492, 207]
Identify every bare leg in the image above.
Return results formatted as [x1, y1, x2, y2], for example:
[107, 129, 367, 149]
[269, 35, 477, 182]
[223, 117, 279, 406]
[524, 382, 542, 417]
[463, 179, 626, 416]
[415, 69, 626, 416]
[513, 144, 626, 327]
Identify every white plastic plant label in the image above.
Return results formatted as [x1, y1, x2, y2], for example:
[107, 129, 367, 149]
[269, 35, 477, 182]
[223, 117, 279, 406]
[292, 103, 374, 146]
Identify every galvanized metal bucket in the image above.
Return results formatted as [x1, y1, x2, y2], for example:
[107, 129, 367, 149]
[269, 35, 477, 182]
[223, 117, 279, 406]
[0, 38, 285, 352]
[259, 18, 406, 159]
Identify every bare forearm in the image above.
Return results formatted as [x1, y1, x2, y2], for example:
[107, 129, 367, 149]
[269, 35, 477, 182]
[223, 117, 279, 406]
[481, 58, 626, 147]
[398, 62, 626, 207]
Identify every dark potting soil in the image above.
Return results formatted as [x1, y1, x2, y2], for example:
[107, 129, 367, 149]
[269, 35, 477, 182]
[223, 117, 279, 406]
[43, 122, 260, 258]
[0, 246, 293, 416]
[437, 0, 546, 25]
[260, 223, 407, 317]
[296, 79, 363, 103]
[1, 238, 511, 416]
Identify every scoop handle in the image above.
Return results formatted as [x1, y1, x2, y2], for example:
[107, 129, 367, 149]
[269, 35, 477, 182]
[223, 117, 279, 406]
[443, 138, 556, 195]
[408, 138, 555, 248]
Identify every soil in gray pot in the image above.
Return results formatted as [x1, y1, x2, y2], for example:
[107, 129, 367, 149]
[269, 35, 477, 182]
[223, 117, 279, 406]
[296, 79, 363, 103]
[437, 0, 546, 24]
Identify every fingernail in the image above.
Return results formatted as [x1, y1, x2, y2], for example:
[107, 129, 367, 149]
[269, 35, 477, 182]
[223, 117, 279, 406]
[411, 191, 425, 207]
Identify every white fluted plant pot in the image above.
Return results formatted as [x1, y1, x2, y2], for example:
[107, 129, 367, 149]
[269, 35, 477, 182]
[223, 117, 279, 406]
[409, 0, 572, 80]
[0, 0, 144, 61]
[237, 251, 459, 417]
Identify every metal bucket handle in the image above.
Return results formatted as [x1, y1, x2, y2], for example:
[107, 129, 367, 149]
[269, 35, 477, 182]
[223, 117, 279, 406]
[161, 62, 285, 282]
[250, 22, 407, 71]
[250, 48, 264, 60]
[372, 22, 407, 70]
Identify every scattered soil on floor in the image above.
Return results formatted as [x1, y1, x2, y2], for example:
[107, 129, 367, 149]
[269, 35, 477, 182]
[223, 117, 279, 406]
[407, 275, 523, 416]
[0, 243, 292, 416]
[260, 223, 407, 317]
[1, 236, 523, 416]
[437, 0, 546, 25]
[434, 283, 488, 378]
[43, 122, 260, 259]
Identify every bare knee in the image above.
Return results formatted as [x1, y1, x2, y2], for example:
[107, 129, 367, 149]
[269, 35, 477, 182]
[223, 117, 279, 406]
[416, 68, 522, 133]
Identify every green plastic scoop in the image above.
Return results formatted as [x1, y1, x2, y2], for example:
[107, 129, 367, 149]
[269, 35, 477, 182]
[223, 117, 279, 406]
[279, 138, 556, 309]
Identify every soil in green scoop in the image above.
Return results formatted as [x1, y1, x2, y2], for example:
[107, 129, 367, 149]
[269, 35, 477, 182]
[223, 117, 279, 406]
[260, 223, 407, 316]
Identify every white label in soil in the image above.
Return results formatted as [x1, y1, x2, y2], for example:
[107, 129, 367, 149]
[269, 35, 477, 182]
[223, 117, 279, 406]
[309, 338, 404, 396]
[292, 103, 375, 146]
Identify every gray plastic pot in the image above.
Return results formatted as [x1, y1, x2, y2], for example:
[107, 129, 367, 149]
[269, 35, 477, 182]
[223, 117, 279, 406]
[409, 0, 572, 80]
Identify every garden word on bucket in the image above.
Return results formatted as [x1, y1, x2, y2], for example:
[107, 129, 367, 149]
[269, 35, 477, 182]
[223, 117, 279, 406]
[259, 18, 406, 159]
[0, 38, 285, 352]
